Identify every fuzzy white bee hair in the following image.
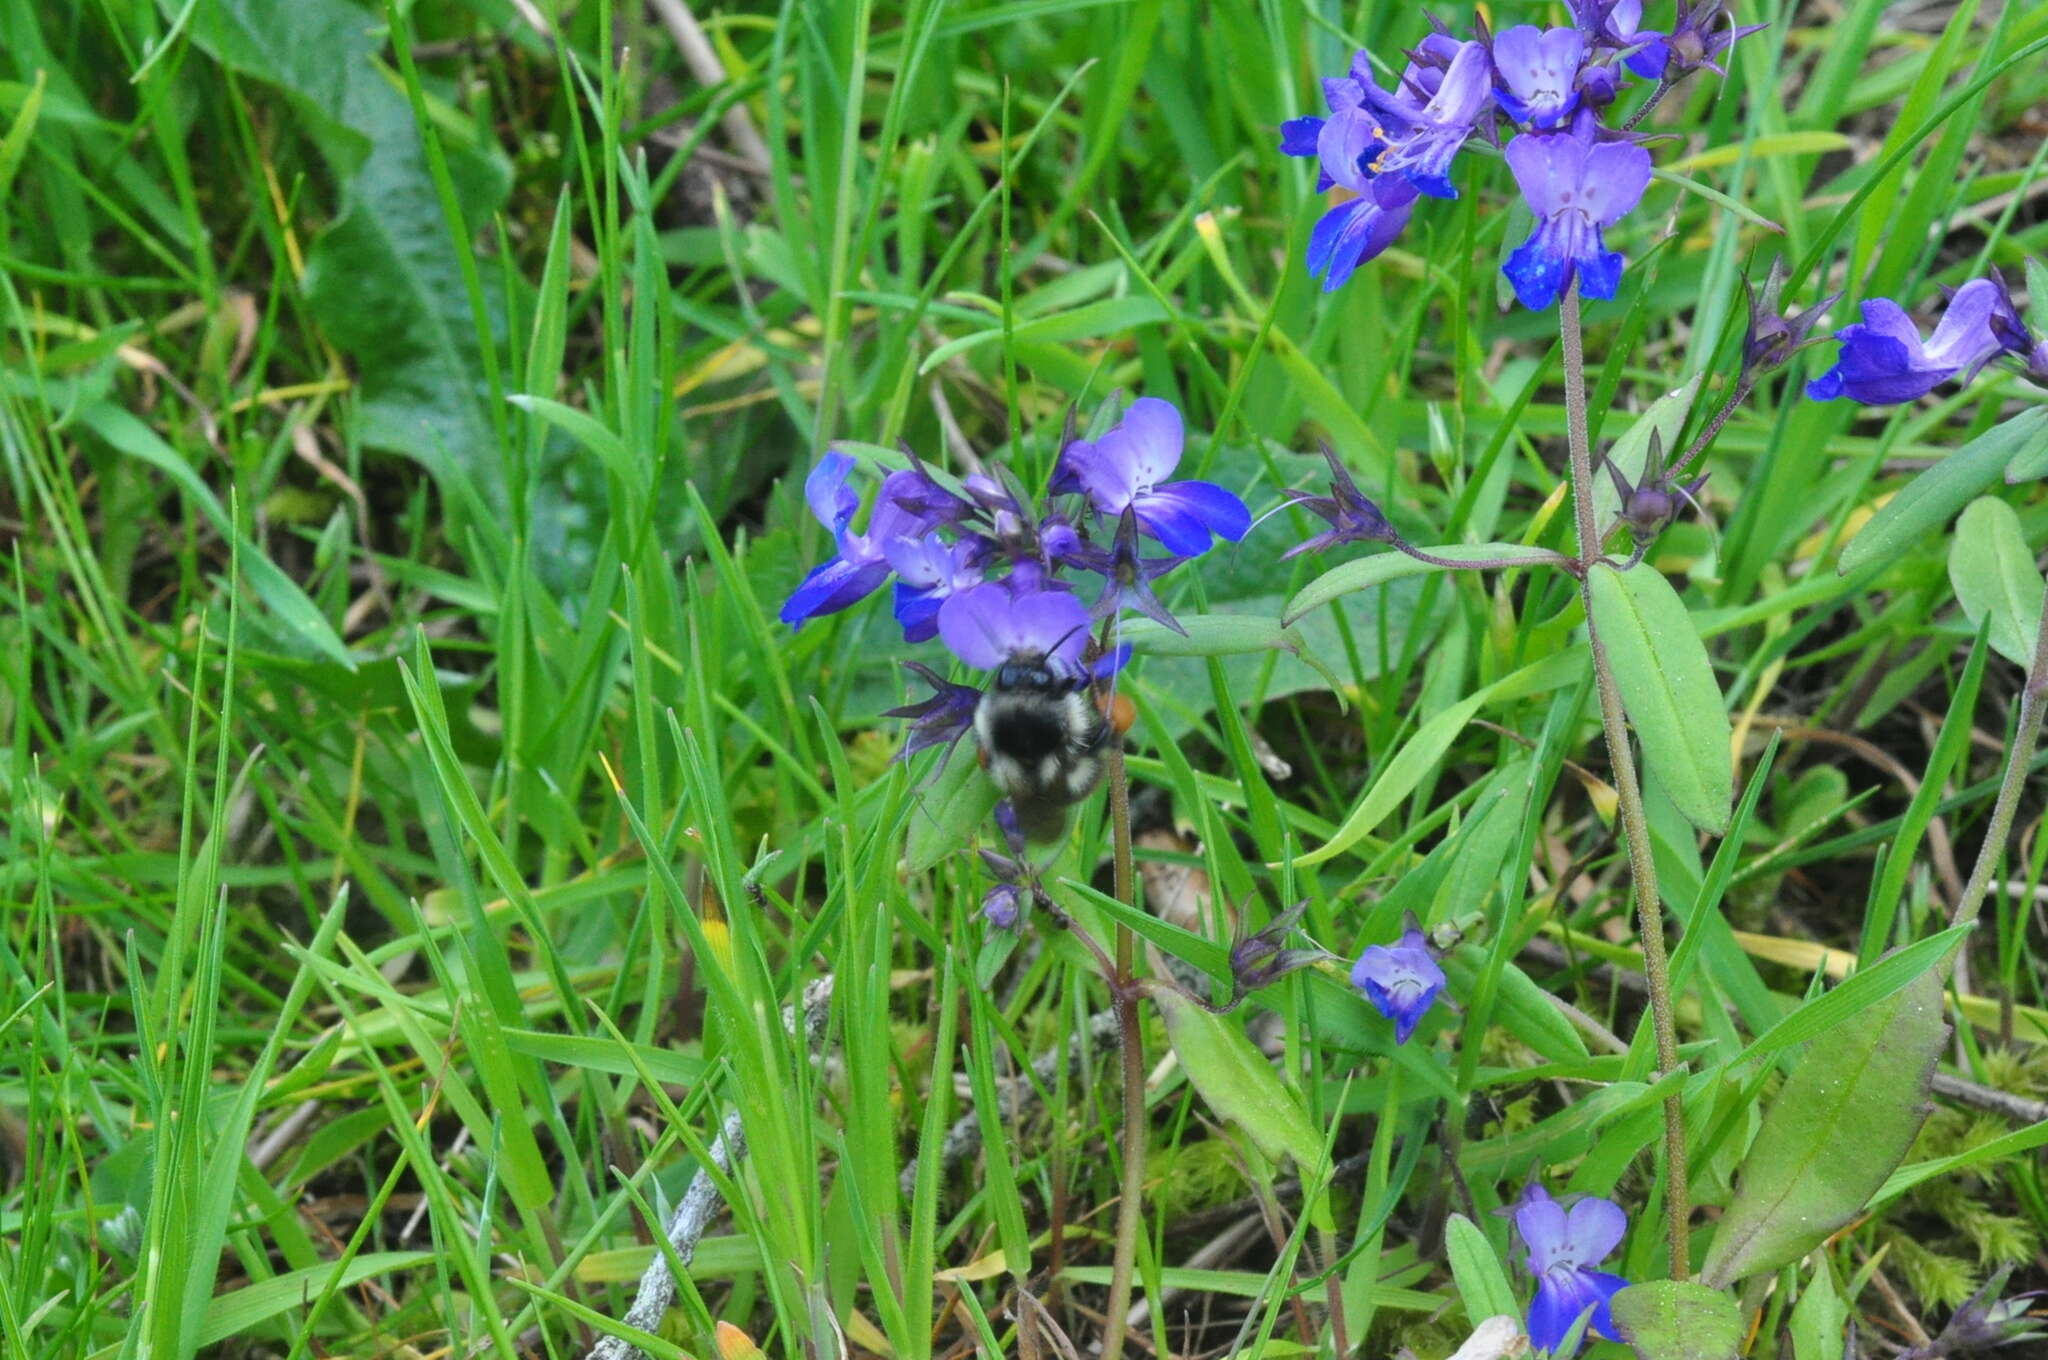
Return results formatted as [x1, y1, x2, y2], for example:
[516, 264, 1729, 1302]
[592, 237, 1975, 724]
[974, 662, 1110, 843]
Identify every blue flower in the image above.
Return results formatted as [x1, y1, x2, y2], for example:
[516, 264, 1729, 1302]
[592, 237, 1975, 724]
[1280, 41, 1492, 290]
[1349, 928, 1446, 1043]
[1502, 126, 1652, 310]
[1806, 278, 2021, 405]
[1492, 25, 1588, 129]
[1574, 0, 1671, 79]
[1305, 189, 1419, 293]
[884, 532, 984, 643]
[1370, 40, 1496, 200]
[1512, 1185, 1631, 1355]
[1055, 398, 1252, 557]
[779, 457, 939, 628]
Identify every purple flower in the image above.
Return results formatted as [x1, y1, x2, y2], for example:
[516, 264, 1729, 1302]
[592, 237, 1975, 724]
[1054, 398, 1251, 557]
[1371, 40, 1496, 200]
[1741, 259, 1840, 377]
[936, 582, 1093, 673]
[1229, 901, 1328, 993]
[1280, 42, 1492, 289]
[1576, 0, 1671, 79]
[1805, 279, 2021, 405]
[1492, 26, 1588, 129]
[1502, 128, 1652, 310]
[1349, 928, 1446, 1043]
[779, 457, 939, 627]
[1513, 1185, 1631, 1355]
[981, 881, 1024, 929]
[1081, 509, 1188, 635]
[1282, 442, 1401, 559]
[885, 532, 983, 643]
[881, 662, 981, 766]
[1659, 0, 1767, 80]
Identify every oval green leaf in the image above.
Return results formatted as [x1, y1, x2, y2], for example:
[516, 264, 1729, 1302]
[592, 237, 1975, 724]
[1841, 406, 2048, 566]
[1150, 984, 1323, 1171]
[1611, 1280, 1743, 1360]
[1443, 1214, 1522, 1327]
[1699, 965, 1949, 1289]
[1282, 542, 1560, 627]
[902, 752, 1000, 875]
[1587, 562, 1732, 834]
[1949, 496, 2043, 667]
[1121, 613, 1300, 658]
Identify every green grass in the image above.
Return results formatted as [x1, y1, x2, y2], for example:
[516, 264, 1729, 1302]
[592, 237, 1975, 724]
[3, 1, 2048, 1357]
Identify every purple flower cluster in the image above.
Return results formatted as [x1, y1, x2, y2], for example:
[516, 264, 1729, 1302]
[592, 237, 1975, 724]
[1280, 3, 1760, 306]
[1807, 271, 2048, 405]
[780, 396, 1251, 744]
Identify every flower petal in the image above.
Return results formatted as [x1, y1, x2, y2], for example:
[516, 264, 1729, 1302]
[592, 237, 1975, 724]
[1280, 115, 1326, 157]
[893, 582, 945, 642]
[1493, 25, 1585, 128]
[1580, 140, 1652, 226]
[1562, 1196, 1627, 1266]
[938, 584, 1092, 671]
[1317, 105, 1384, 193]
[1528, 1268, 1628, 1354]
[1504, 217, 1578, 310]
[1513, 1186, 1571, 1274]
[1504, 131, 1579, 219]
[804, 450, 860, 534]
[1316, 194, 1416, 291]
[1924, 278, 2007, 375]
[1115, 397, 1186, 486]
[780, 556, 891, 628]
[1139, 480, 1252, 553]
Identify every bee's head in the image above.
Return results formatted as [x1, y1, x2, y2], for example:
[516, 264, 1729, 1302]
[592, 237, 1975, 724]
[992, 658, 1064, 693]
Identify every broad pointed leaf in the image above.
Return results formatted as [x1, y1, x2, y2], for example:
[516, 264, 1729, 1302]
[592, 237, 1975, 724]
[1587, 562, 1732, 833]
[1700, 966, 1949, 1288]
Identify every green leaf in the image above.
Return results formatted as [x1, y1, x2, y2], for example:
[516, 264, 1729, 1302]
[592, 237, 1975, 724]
[1842, 408, 2048, 564]
[1122, 614, 1301, 659]
[1592, 378, 1702, 532]
[902, 752, 1000, 876]
[1700, 965, 1950, 1288]
[1788, 1264, 1847, 1360]
[1948, 497, 2043, 667]
[199, 1251, 434, 1345]
[508, 394, 638, 489]
[1149, 983, 1323, 1171]
[1610, 1281, 1743, 1360]
[183, 0, 512, 491]
[1282, 543, 1559, 627]
[2027, 258, 2048, 344]
[76, 403, 355, 669]
[1289, 649, 1586, 868]
[1443, 1214, 1521, 1327]
[1587, 562, 1732, 834]
[1440, 949, 1588, 1064]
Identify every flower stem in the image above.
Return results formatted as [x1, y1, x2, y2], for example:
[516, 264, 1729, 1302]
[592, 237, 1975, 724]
[1560, 286, 1691, 1280]
[1948, 584, 2048, 931]
[1099, 734, 1145, 1360]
